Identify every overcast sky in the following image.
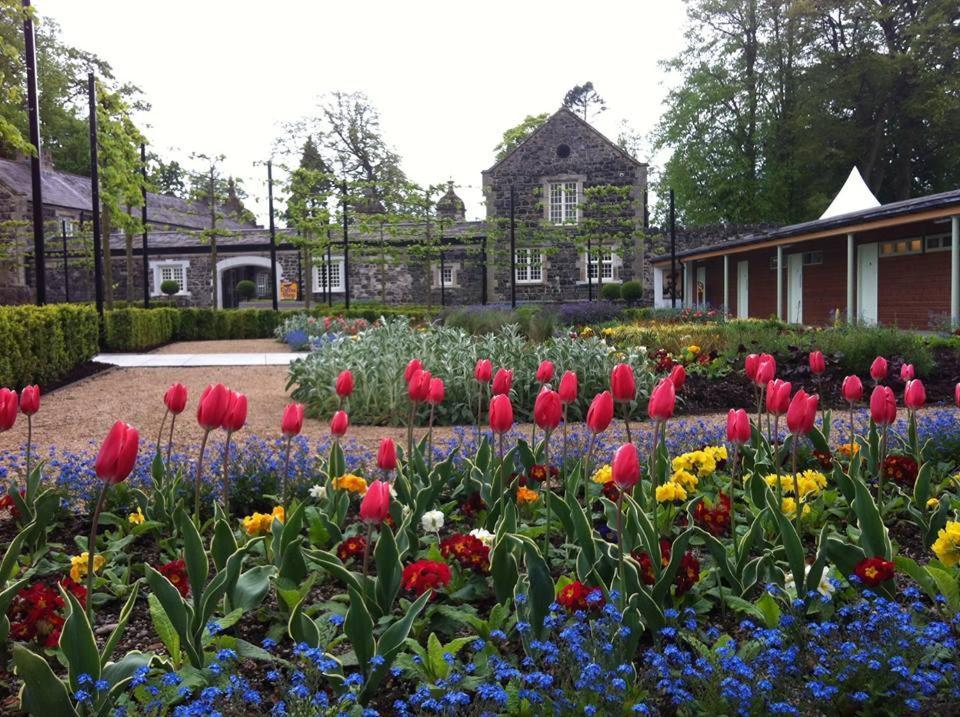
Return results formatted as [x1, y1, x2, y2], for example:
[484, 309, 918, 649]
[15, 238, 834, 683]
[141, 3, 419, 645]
[41, 0, 688, 224]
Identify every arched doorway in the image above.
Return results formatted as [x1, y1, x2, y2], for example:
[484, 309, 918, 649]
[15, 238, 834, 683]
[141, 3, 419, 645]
[215, 256, 283, 309]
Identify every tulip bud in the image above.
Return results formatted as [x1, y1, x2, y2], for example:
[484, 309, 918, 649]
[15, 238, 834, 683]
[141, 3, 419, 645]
[534, 388, 562, 431]
[407, 369, 432, 403]
[377, 438, 397, 471]
[488, 394, 513, 434]
[904, 379, 926, 411]
[359, 479, 391, 524]
[94, 421, 140, 484]
[163, 383, 188, 415]
[955, 382, 960, 408]
[492, 368, 513, 396]
[19, 385, 39, 416]
[841, 375, 863, 403]
[809, 351, 825, 375]
[786, 389, 818, 435]
[870, 356, 888, 383]
[610, 363, 636, 403]
[427, 377, 445, 405]
[900, 363, 914, 382]
[404, 359, 424, 383]
[221, 391, 247, 433]
[669, 363, 686, 390]
[330, 410, 349, 437]
[586, 391, 614, 434]
[726, 408, 751, 445]
[474, 358, 492, 384]
[197, 383, 230, 431]
[755, 355, 776, 386]
[611, 443, 640, 489]
[558, 370, 578, 405]
[536, 360, 555, 384]
[335, 370, 355, 398]
[647, 377, 676, 422]
[765, 379, 792, 416]
[281, 402, 304, 437]
[869, 385, 897, 425]
[0, 388, 18, 432]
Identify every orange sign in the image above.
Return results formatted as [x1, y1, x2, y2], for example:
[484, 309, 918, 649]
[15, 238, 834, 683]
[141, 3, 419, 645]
[280, 281, 298, 301]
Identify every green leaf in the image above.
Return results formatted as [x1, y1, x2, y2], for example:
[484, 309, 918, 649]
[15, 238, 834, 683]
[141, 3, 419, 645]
[764, 487, 806, 592]
[148, 592, 181, 667]
[232, 565, 275, 612]
[374, 525, 401, 616]
[851, 475, 891, 559]
[58, 589, 101, 690]
[12, 643, 77, 716]
[361, 590, 431, 701]
[755, 592, 781, 629]
[344, 585, 375, 673]
[288, 595, 322, 648]
[177, 508, 209, 614]
[515, 535, 554, 639]
[491, 536, 519, 605]
[0, 522, 28, 584]
[211, 517, 238, 572]
[926, 566, 960, 611]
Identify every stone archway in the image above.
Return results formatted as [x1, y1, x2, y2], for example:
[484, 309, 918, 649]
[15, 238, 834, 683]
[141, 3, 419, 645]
[215, 255, 283, 309]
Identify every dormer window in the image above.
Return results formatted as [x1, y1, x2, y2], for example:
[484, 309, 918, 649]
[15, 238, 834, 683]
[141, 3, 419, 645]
[548, 180, 580, 224]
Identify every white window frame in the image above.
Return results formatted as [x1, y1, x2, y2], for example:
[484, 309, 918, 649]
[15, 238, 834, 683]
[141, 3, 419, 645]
[580, 250, 623, 284]
[312, 256, 345, 293]
[431, 261, 460, 289]
[515, 248, 545, 284]
[255, 271, 269, 298]
[544, 177, 582, 225]
[150, 259, 190, 297]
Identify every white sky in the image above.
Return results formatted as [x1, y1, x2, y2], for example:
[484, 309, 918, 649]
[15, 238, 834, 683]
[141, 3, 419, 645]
[40, 0, 688, 224]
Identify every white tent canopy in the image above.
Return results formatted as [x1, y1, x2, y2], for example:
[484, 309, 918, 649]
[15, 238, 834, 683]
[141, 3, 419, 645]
[820, 167, 881, 219]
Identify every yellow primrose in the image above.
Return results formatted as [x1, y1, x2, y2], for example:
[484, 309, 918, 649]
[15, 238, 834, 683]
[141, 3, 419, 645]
[926, 498, 940, 510]
[128, 507, 145, 525]
[932, 521, 960, 568]
[333, 473, 368, 495]
[670, 469, 698, 492]
[70, 552, 105, 583]
[687, 345, 701, 354]
[591, 464, 613, 485]
[780, 497, 811, 520]
[242, 506, 285, 537]
[516, 486, 540, 505]
[656, 482, 688, 503]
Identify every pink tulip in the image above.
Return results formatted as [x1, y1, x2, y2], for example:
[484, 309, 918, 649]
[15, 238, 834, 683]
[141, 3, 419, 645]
[488, 394, 513, 434]
[19, 385, 39, 416]
[330, 410, 349, 437]
[841, 375, 863, 403]
[755, 355, 776, 386]
[359, 480, 391, 524]
[196, 384, 230, 431]
[474, 359, 492, 383]
[377, 438, 397, 471]
[611, 443, 640, 489]
[281, 403, 304, 437]
[220, 391, 247, 433]
[427, 377, 445, 405]
[335, 370, 355, 398]
[647, 377, 675, 422]
[726, 408, 751, 445]
[765, 379, 792, 416]
[786, 389, 818, 435]
[745, 353, 760, 382]
[586, 391, 614, 434]
[955, 383, 960, 408]
[558, 371, 578, 405]
[870, 385, 897, 425]
[163, 383, 188, 415]
[536, 360, 555, 384]
[900, 363, 915, 381]
[533, 388, 562, 431]
[669, 363, 686, 390]
[0, 388, 17, 431]
[904, 379, 926, 411]
[94, 421, 140, 484]
[492, 368, 513, 396]
[870, 356, 888, 383]
[407, 369, 432, 403]
[809, 351, 825, 375]
[610, 363, 636, 403]
[404, 359, 424, 383]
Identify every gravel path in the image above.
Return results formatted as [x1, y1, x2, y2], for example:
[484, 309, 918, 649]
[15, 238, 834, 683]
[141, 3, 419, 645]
[150, 338, 291, 354]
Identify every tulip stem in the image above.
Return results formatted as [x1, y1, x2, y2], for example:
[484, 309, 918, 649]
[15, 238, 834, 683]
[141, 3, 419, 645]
[730, 443, 739, 563]
[560, 405, 569, 477]
[166, 414, 177, 470]
[282, 435, 293, 514]
[616, 492, 626, 610]
[361, 522, 374, 579]
[25, 414, 32, 479]
[407, 403, 417, 461]
[156, 408, 169, 458]
[427, 405, 435, 472]
[791, 437, 800, 532]
[878, 423, 889, 517]
[475, 383, 482, 447]
[622, 404, 633, 444]
[194, 429, 211, 524]
[848, 403, 855, 458]
[650, 421, 661, 529]
[86, 483, 109, 622]
[222, 431, 233, 520]
[542, 429, 552, 559]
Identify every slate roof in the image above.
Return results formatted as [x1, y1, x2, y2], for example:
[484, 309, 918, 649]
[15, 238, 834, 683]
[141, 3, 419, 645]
[0, 157, 256, 231]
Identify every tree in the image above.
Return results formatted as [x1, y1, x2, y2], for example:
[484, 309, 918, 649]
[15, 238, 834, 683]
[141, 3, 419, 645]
[188, 153, 230, 308]
[493, 113, 548, 162]
[562, 82, 606, 121]
[0, 1, 32, 155]
[148, 155, 188, 197]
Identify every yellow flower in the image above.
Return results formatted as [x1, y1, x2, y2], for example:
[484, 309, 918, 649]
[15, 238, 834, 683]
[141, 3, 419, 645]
[932, 521, 960, 567]
[670, 469, 698, 492]
[128, 507, 145, 525]
[591, 464, 613, 485]
[601, 327, 615, 337]
[838, 442, 860, 457]
[656, 483, 687, 503]
[672, 449, 719, 477]
[687, 344, 701, 354]
[516, 486, 540, 505]
[333, 473, 368, 495]
[780, 497, 811, 520]
[926, 498, 940, 510]
[242, 506, 285, 537]
[703, 445, 727, 462]
[580, 327, 595, 338]
[70, 552, 105, 583]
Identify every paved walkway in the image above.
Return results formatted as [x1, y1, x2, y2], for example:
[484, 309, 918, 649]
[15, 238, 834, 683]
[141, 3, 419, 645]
[93, 352, 308, 367]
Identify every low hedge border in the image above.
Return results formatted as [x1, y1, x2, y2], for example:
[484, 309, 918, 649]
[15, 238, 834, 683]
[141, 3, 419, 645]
[0, 305, 100, 389]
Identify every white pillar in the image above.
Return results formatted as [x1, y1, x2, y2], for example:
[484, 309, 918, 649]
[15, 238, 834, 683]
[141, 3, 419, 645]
[682, 263, 690, 308]
[952, 216, 959, 327]
[776, 246, 783, 321]
[653, 267, 664, 308]
[722, 254, 729, 316]
[847, 233, 855, 325]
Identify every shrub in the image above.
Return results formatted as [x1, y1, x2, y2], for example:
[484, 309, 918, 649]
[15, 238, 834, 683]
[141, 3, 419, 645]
[600, 282, 622, 301]
[235, 279, 257, 301]
[620, 280, 643, 304]
[159, 279, 180, 296]
[0, 305, 99, 388]
[101, 307, 285, 350]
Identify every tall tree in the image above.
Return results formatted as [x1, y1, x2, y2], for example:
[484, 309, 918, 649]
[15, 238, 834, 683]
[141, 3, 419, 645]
[148, 154, 188, 197]
[189, 153, 229, 308]
[493, 112, 549, 161]
[562, 82, 606, 121]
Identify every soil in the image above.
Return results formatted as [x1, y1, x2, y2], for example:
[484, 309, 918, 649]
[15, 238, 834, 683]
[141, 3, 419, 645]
[149, 338, 293, 355]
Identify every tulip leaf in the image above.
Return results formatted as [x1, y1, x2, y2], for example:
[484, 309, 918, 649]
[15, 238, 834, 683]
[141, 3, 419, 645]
[288, 595, 322, 648]
[361, 590, 430, 701]
[764, 487, 806, 594]
[12, 643, 77, 717]
[515, 534, 554, 639]
[491, 535, 519, 605]
[232, 565, 275, 612]
[851, 474, 891, 559]
[148, 592, 181, 667]
[374, 525, 401, 616]
[211, 517, 238, 572]
[176, 508, 209, 615]
[344, 585, 375, 673]
[913, 462, 933, 508]
[0, 524, 28, 584]
[58, 589, 101, 690]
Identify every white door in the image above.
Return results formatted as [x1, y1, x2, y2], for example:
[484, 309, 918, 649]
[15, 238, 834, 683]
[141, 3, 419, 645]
[858, 243, 879, 325]
[787, 253, 803, 323]
[737, 260, 749, 318]
[696, 266, 706, 308]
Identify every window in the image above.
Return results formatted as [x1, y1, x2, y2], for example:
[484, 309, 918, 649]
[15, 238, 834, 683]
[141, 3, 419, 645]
[880, 238, 922, 257]
[548, 181, 579, 224]
[431, 262, 459, 289]
[925, 233, 951, 252]
[61, 218, 75, 236]
[150, 260, 190, 296]
[583, 250, 622, 282]
[312, 257, 344, 293]
[802, 251, 823, 266]
[515, 249, 544, 283]
[256, 272, 269, 297]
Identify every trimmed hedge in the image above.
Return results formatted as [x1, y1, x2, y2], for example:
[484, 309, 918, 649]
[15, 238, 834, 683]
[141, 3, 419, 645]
[102, 307, 287, 351]
[0, 305, 100, 389]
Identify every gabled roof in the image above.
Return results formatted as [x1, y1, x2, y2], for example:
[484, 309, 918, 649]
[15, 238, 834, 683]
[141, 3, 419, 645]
[483, 107, 646, 174]
[819, 167, 880, 219]
[0, 157, 256, 231]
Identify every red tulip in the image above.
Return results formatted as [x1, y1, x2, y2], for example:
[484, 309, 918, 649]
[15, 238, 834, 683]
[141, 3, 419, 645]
[0, 388, 18, 431]
[197, 383, 230, 431]
[404, 359, 424, 383]
[586, 391, 614, 434]
[94, 420, 140, 484]
[765, 379, 792, 416]
[669, 363, 686, 390]
[488, 394, 513, 434]
[745, 354, 760, 382]
[359, 479, 391, 524]
[534, 388, 562, 431]
[870, 385, 897, 425]
[870, 356, 888, 383]
[335, 370, 355, 398]
[407, 369, 432, 403]
[955, 382, 960, 408]
[474, 359, 492, 383]
[492, 368, 513, 396]
[330, 410, 349, 436]
[900, 363, 914, 382]
[755, 355, 776, 386]
[281, 403, 304, 437]
[536, 360, 555, 384]
[610, 363, 636, 403]
[904, 379, 926, 411]
[726, 408, 751, 445]
[220, 391, 247, 433]
[841, 375, 863, 403]
[611, 443, 640, 489]
[163, 383, 188, 414]
[647, 377, 676, 422]
[558, 371, 578, 405]
[377, 438, 397, 471]
[427, 377, 445, 405]
[19, 385, 39, 415]
[809, 351, 825, 375]
[786, 389, 818, 435]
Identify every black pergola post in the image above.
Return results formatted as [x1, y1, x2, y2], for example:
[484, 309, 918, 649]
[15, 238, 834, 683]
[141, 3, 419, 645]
[439, 251, 445, 307]
[670, 188, 677, 309]
[587, 235, 593, 301]
[61, 220, 70, 303]
[341, 181, 350, 309]
[481, 235, 488, 305]
[23, 0, 45, 305]
[509, 185, 516, 309]
[88, 72, 104, 318]
[326, 243, 333, 308]
[140, 143, 150, 307]
[267, 160, 279, 311]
